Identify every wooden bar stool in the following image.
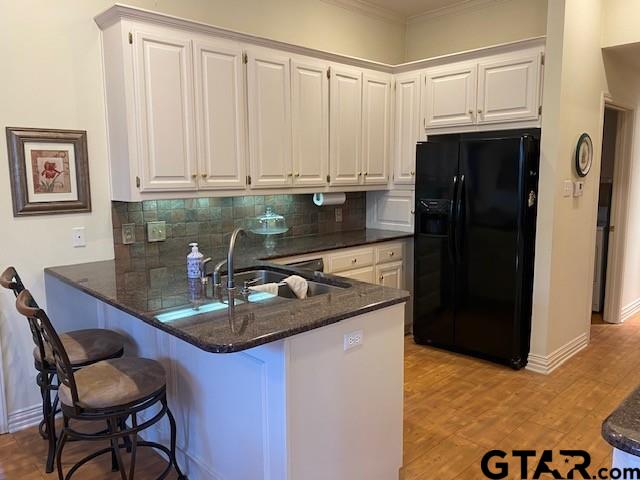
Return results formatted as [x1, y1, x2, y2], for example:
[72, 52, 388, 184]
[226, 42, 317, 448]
[15, 289, 187, 480]
[0, 267, 127, 473]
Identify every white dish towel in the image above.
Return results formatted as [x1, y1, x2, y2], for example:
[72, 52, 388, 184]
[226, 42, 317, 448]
[283, 275, 308, 299]
[249, 283, 279, 296]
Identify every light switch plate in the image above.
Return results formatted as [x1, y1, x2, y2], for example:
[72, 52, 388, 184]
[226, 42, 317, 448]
[72, 227, 86, 247]
[122, 223, 136, 245]
[573, 180, 585, 197]
[563, 180, 573, 198]
[147, 221, 166, 242]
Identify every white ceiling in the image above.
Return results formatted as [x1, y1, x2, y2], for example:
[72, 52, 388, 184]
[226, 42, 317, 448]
[362, 0, 473, 18]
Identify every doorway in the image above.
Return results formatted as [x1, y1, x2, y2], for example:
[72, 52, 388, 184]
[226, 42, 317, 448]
[592, 103, 634, 324]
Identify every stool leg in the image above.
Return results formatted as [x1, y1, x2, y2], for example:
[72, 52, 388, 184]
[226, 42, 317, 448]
[37, 371, 48, 440]
[44, 374, 57, 473]
[55, 421, 68, 480]
[128, 413, 138, 480]
[165, 400, 187, 480]
[108, 418, 127, 480]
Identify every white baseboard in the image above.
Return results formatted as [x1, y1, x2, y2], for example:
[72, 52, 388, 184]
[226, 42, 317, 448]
[526, 332, 589, 375]
[8, 403, 42, 433]
[621, 298, 640, 322]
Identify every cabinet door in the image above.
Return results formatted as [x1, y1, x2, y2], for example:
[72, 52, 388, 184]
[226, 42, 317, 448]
[337, 266, 375, 284]
[423, 63, 477, 128]
[134, 31, 197, 191]
[362, 73, 391, 185]
[366, 190, 414, 233]
[329, 66, 362, 186]
[194, 40, 246, 190]
[393, 73, 421, 185]
[247, 49, 292, 188]
[291, 59, 329, 188]
[375, 261, 403, 289]
[477, 52, 541, 124]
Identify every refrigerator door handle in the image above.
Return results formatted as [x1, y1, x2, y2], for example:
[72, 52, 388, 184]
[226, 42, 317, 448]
[455, 174, 465, 261]
[448, 175, 459, 265]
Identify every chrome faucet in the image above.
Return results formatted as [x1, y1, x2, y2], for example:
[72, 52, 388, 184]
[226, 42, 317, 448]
[212, 259, 227, 300]
[200, 257, 212, 284]
[226, 227, 246, 290]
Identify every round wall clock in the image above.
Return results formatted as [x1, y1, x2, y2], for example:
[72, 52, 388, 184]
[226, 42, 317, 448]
[575, 133, 593, 177]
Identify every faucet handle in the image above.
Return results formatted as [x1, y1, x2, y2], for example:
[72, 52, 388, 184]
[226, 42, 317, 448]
[241, 277, 259, 293]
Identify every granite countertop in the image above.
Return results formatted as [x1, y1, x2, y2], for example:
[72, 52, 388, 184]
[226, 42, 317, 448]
[602, 386, 640, 456]
[44, 229, 412, 354]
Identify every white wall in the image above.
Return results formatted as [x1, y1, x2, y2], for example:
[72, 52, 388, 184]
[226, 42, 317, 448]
[0, 0, 405, 426]
[529, 0, 607, 366]
[404, 0, 547, 61]
[601, 0, 640, 50]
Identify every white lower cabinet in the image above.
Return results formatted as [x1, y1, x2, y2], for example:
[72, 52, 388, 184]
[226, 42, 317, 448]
[338, 266, 376, 283]
[376, 261, 403, 289]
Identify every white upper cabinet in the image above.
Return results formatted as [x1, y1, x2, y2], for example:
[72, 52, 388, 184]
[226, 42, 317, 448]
[423, 62, 477, 129]
[329, 65, 362, 186]
[291, 58, 329, 188]
[393, 73, 421, 185]
[133, 30, 198, 191]
[247, 48, 293, 189]
[362, 72, 391, 185]
[477, 52, 541, 124]
[194, 39, 246, 190]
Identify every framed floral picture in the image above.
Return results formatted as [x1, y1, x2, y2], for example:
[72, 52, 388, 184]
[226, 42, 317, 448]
[6, 127, 91, 216]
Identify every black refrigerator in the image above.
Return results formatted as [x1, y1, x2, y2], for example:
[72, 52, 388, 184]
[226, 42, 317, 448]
[413, 129, 540, 369]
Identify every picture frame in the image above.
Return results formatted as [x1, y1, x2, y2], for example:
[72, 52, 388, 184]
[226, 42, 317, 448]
[6, 127, 91, 216]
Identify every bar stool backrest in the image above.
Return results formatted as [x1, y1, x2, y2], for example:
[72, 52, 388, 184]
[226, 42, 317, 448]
[0, 266, 26, 298]
[15, 290, 80, 410]
[1, 267, 49, 367]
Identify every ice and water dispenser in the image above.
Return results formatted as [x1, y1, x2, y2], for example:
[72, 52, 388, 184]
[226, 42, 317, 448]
[416, 198, 452, 236]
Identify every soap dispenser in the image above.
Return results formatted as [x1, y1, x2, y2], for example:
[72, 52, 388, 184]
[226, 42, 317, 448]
[187, 243, 204, 279]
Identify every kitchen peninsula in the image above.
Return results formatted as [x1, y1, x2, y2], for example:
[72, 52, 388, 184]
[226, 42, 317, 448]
[44, 229, 409, 480]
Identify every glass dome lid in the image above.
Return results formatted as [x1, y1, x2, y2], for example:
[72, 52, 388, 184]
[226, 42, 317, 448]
[249, 207, 289, 235]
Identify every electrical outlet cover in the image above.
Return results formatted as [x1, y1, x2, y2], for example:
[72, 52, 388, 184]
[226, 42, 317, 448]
[147, 221, 166, 242]
[122, 223, 136, 245]
[335, 207, 343, 223]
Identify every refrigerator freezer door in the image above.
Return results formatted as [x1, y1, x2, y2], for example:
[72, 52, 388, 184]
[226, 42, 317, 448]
[455, 136, 525, 365]
[413, 140, 459, 346]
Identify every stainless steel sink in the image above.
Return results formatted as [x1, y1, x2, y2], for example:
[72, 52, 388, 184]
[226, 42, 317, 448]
[222, 269, 346, 299]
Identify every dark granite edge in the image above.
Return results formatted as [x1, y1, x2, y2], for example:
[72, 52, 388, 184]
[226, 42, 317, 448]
[257, 231, 414, 260]
[602, 388, 640, 456]
[44, 267, 409, 353]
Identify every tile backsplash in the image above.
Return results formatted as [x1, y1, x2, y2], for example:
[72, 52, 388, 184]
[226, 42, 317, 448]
[112, 193, 365, 260]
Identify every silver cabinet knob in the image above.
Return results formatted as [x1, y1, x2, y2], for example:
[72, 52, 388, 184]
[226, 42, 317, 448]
[410, 171, 415, 176]
[379, 275, 384, 282]
[477, 109, 483, 114]
[468, 110, 473, 115]
[410, 209, 415, 215]
[352, 258, 357, 264]
[294, 172, 300, 177]
[389, 251, 394, 257]
[287, 172, 293, 177]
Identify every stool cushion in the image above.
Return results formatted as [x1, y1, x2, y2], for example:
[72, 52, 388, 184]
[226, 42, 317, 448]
[33, 329, 125, 367]
[59, 357, 166, 410]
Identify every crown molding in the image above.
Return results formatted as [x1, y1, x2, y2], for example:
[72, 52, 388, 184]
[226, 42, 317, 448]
[95, 4, 395, 72]
[407, 0, 511, 24]
[319, 0, 405, 24]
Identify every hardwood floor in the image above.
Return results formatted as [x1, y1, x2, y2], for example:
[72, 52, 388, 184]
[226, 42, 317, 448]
[1, 315, 639, 479]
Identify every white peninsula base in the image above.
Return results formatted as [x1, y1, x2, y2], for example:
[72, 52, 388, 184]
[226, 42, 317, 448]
[45, 275, 405, 480]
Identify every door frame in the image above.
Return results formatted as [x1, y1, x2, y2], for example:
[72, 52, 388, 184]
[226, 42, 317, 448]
[598, 96, 635, 324]
[0, 337, 8, 433]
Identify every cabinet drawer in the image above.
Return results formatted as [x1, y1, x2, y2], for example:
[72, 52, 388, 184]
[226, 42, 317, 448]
[335, 266, 375, 283]
[329, 248, 374, 273]
[376, 242, 404, 264]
